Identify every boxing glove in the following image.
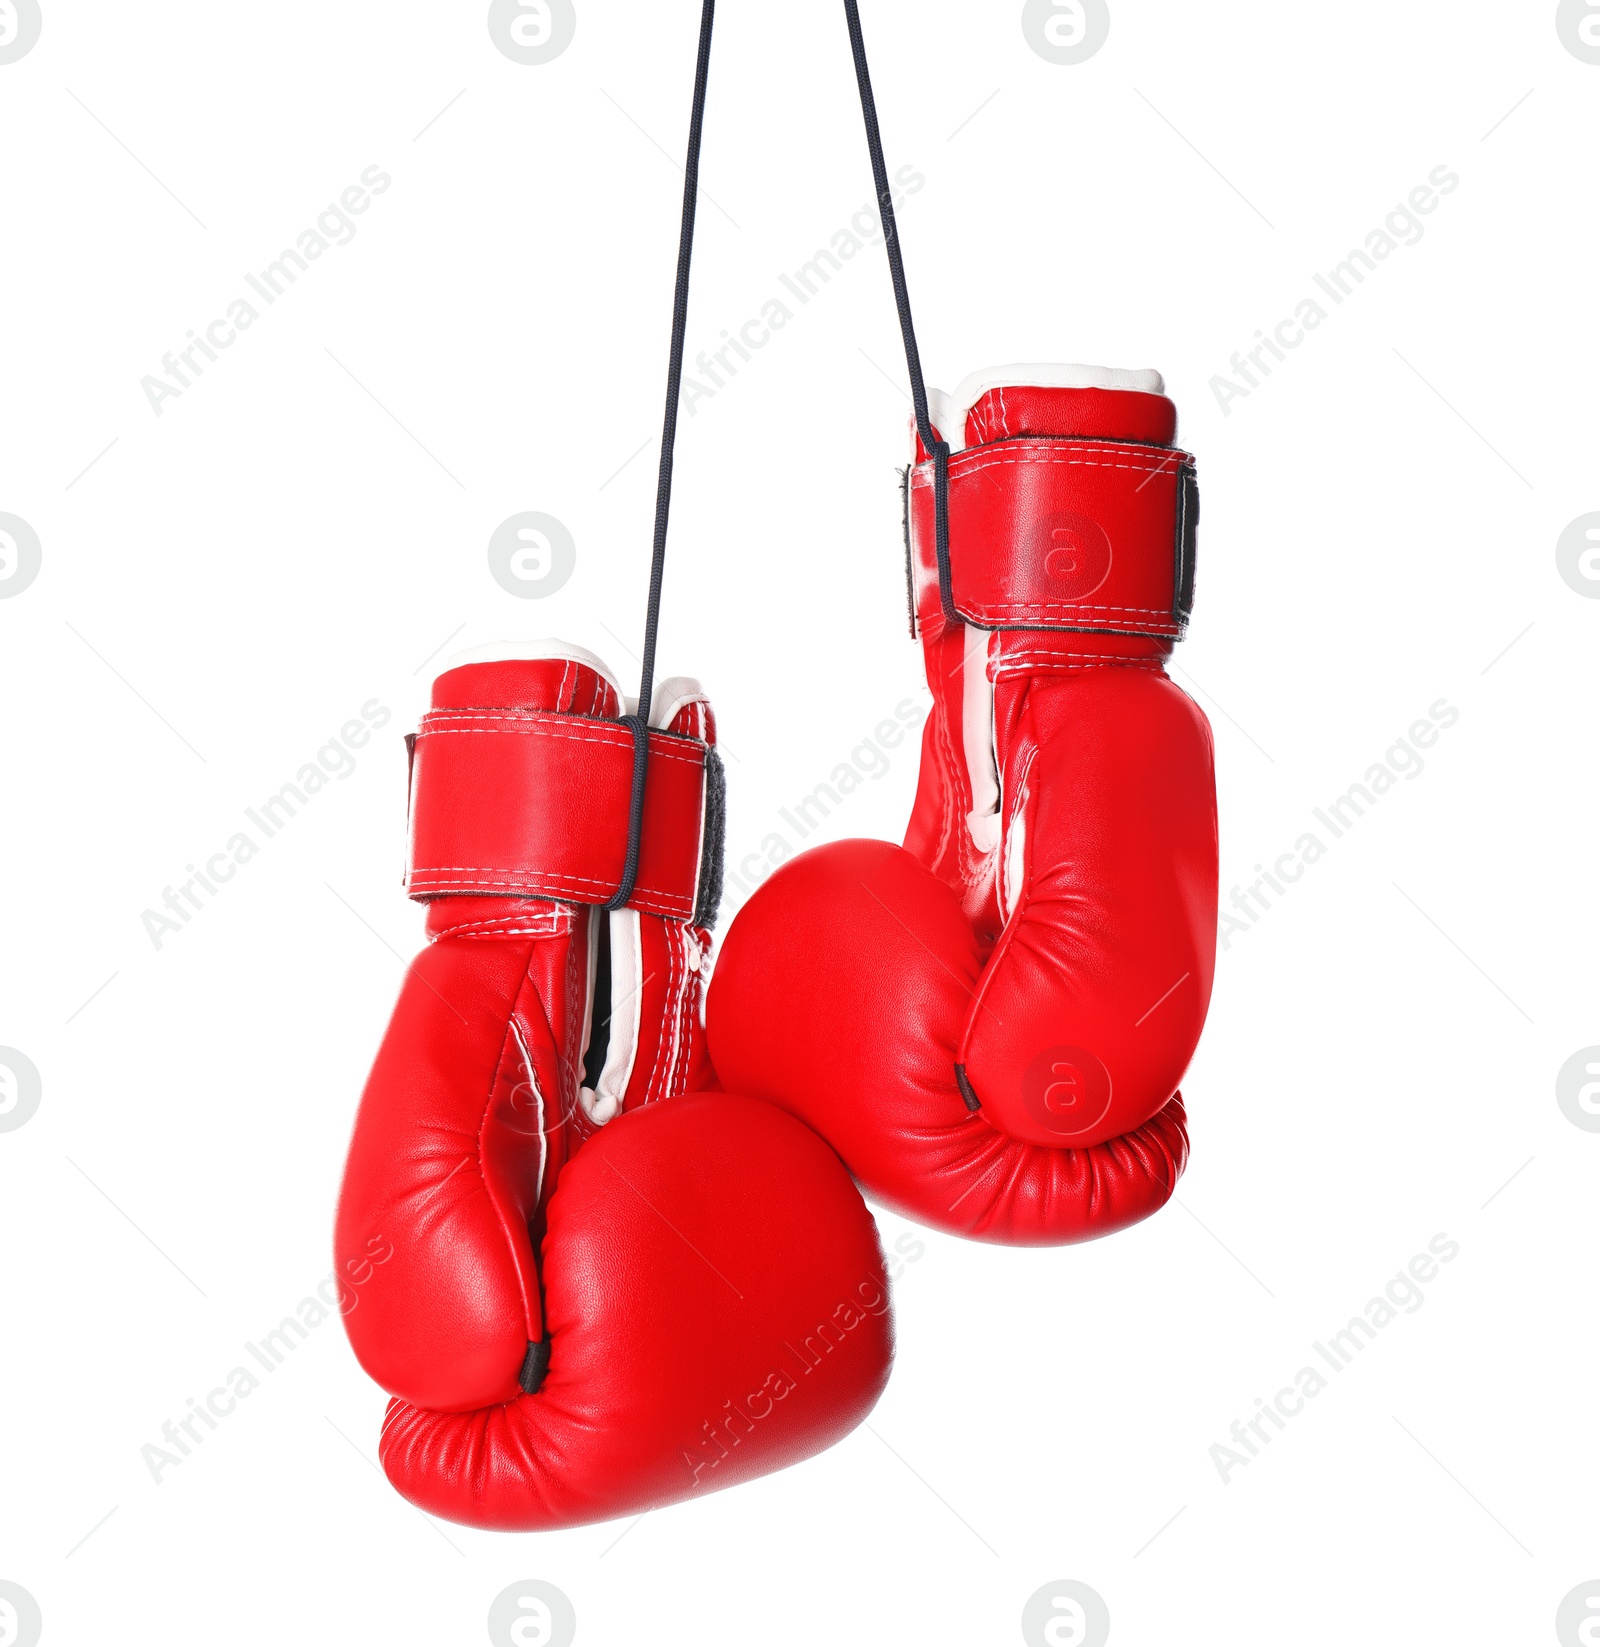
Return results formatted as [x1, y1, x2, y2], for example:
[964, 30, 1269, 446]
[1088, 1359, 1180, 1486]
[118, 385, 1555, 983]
[335, 643, 893, 1530]
[707, 367, 1217, 1245]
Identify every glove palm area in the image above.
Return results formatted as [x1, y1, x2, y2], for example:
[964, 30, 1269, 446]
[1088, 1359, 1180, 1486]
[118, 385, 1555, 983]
[707, 370, 1218, 1245]
[336, 646, 892, 1531]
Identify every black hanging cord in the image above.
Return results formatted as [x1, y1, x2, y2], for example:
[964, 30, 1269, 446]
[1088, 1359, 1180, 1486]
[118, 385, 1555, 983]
[841, 0, 956, 623]
[608, 0, 717, 912]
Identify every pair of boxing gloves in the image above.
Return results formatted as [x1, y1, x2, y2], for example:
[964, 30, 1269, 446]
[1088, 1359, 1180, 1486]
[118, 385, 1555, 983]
[335, 366, 1219, 1530]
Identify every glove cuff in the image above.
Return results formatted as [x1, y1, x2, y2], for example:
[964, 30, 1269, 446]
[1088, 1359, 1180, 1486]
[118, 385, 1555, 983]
[404, 645, 725, 926]
[906, 368, 1198, 644]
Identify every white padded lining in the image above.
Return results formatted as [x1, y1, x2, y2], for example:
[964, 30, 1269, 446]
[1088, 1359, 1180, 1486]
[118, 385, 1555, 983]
[961, 627, 1001, 853]
[1002, 778, 1029, 923]
[932, 363, 1167, 454]
[580, 907, 643, 1126]
[650, 676, 708, 733]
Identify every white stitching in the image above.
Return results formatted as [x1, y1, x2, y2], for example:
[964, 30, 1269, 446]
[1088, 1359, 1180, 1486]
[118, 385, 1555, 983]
[649, 919, 686, 1104]
[909, 443, 1191, 486]
[907, 442, 1189, 625]
[996, 646, 1166, 658]
[433, 912, 572, 931]
[993, 659, 1163, 673]
[433, 918, 573, 939]
[960, 602, 1179, 617]
[417, 718, 706, 768]
[412, 866, 673, 888]
[408, 873, 692, 915]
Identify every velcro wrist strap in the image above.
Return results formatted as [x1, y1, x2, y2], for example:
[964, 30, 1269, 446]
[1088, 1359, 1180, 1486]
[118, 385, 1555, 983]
[908, 439, 1198, 639]
[405, 709, 723, 924]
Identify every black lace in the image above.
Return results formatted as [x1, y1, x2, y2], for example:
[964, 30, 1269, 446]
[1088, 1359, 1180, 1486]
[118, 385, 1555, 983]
[610, 0, 718, 911]
[841, 0, 954, 622]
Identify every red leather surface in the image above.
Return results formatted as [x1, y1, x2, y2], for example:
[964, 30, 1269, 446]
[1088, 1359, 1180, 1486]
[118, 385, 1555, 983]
[706, 377, 1217, 1244]
[908, 439, 1195, 639]
[406, 708, 709, 919]
[433, 657, 619, 717]
[708, 842, 1190, 1245]
[963, 386, 1177, 449]
[336, 654, 893, 1527]
[336, 914, 579, 1409]
[381, 1093, 893, 1530]
[918, 386, 1178, 456]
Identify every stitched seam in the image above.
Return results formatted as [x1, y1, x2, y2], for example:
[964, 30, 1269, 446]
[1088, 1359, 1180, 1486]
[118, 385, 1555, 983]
[410, 878, 692, 918]
[432, 911, 573, 936]
[679, 929, 708, 1095]
[476, 951, 544, 1344]
[677, 929, 707, 1096]
[410, 868, 690, 898]
[416, 722, 706, 769]
[438, 925, 571, 939]
[673, 929, 696, 1097]
[436, 920, 567, 932]
[994, 659, 1163, 673]
[413, 866, 672, 885]
[658, 924, 684, 1104]
[958, 602, 1179, 616]
[910, 445, 1194, 485]
[646, 919, 685, 1104]
[424, 707, 696, 730]
[996, 648, 1167, 659]
[660, 928, 687, 1102]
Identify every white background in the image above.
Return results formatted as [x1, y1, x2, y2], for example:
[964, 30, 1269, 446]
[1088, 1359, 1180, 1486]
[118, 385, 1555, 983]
[2, 2, 1597, 1643]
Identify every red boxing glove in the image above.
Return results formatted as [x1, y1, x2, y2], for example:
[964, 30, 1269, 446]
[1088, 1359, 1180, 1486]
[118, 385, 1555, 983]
[335, 643, 893, 1530]
[708, 368, 1218, 1245]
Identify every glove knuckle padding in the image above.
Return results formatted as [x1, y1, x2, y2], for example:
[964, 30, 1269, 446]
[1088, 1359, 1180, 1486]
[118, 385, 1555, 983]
[709, 840, 976, 1135]
[380, 1094, 893, 1530]
[707, 843, 1192, 1245]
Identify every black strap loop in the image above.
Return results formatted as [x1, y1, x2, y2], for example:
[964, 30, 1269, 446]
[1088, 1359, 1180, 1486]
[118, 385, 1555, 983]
[610, 0, 717, 913]
[841, 0, 956, 625]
